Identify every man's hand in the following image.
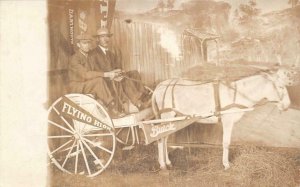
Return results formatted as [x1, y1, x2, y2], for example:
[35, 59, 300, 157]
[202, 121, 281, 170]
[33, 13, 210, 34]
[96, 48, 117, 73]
[113, 75, 124, 82]
[113, 69, 124, 81]
[104, 69, 123, 80]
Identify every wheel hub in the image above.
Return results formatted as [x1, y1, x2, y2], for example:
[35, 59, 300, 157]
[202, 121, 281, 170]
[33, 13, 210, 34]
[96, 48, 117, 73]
[74, 133, 81, 140]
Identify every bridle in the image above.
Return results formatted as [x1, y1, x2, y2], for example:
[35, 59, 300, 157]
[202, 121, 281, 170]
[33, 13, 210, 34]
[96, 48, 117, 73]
[262, 72, 289, 109]
[219, 72, 289, 111]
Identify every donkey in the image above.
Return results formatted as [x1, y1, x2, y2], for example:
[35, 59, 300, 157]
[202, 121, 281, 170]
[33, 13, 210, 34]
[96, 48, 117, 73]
[152, 68, 295, 170]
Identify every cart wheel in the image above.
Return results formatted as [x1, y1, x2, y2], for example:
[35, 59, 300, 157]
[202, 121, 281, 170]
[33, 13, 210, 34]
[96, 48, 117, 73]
[48, 94, 116, 177]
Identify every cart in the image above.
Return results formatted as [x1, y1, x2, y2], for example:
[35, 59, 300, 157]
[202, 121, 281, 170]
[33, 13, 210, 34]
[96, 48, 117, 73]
[47, 93, 254, 177]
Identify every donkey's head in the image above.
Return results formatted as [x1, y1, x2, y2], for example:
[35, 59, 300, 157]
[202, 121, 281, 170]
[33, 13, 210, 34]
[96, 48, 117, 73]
[276, 67, 299, 86]
[262, 68, 296, 111]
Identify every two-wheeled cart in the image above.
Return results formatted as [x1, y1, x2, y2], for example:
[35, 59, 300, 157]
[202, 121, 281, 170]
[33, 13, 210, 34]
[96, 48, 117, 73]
[48, 93, 253, 177]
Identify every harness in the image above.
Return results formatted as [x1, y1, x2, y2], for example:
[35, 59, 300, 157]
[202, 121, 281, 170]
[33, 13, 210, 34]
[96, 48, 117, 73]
[155, 71, 287, 124]
[117, 69, 287, 124]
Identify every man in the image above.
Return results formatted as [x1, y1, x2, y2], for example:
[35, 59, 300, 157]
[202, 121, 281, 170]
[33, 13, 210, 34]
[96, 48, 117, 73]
[90, 28, 151, 111]
[68, 33, 120, 116]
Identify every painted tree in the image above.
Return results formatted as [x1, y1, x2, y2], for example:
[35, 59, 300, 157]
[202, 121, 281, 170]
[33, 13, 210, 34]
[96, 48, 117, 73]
[157, 0, 164, 9]
[288, 0, 299, 8]
[237, 0, 261, 25]
[166, 0, 175, 9]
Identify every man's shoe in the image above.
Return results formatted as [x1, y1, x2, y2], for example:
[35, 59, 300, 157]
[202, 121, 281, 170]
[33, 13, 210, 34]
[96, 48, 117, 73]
[140, 92, 152, 103]
[136, 98, 152, 111]
[141, 98, 152, 109]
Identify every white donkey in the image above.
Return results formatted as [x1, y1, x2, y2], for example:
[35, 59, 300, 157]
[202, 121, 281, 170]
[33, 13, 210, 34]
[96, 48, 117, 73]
[152, 68, 295, 170]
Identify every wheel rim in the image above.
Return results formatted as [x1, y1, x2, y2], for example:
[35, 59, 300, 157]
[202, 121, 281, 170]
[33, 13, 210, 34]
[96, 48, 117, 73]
[48, 94, 116, 177]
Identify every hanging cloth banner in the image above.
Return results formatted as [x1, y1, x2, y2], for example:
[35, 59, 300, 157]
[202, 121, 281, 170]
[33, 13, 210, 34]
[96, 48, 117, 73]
[78, 9, 88, 34]
[65, 0, 116, 45]
[95, 0, 116, 29]
[66, 1, 76, 45]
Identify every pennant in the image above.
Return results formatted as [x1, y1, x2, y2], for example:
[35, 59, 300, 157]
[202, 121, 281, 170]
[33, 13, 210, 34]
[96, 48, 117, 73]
[56, 96, 113, 131]
[141, 117, 200, 145]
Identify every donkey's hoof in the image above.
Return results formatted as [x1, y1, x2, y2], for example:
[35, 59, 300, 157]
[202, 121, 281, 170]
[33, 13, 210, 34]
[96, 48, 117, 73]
[166, 164, 173, 170]
[159, 167, 169, 176]
[223, 164, 230, 170]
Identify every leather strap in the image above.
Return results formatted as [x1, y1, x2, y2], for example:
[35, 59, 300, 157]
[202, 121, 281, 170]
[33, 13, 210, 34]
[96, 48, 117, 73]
[213, 81, 222, 124]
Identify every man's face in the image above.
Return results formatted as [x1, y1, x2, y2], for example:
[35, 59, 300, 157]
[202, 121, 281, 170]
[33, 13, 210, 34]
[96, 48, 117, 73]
[78, 40, 91, 53]
[97, 35, 110, 48]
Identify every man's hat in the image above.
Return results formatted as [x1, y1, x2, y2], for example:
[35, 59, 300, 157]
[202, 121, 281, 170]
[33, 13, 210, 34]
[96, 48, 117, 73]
[94, 28, 113, 37]
[75, 33, 93, 41]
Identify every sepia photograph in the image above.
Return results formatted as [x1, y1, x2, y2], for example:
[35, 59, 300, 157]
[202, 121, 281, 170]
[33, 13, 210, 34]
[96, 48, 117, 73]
[1, 0, 300, 186]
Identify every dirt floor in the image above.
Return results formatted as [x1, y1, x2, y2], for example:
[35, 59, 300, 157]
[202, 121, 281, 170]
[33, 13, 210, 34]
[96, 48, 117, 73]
[49, 143, 300, 187]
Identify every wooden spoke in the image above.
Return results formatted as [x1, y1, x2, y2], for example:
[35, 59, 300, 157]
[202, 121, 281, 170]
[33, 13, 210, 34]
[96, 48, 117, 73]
[79, 122, 88, 135]
[83, 137, 113, 154]
[82, 133, 114, 137]
[81, 139, 105, 169]
[74, 141, 79, 174]
[115, 127, 134, 145]
[79, 140, 91, 176]
[116, 137, 126, 145]
[53, 106, 76, 132]
[115, 128, 124, 136]
[77, 101, 86, 134]
[50, 139, 73, 155]
[73, 120, 86, 135]
[135, 127, 140, 144]
[48, 120, 74, 134]
[48, 135, 73, 139]
[125, 128, 131, 144]
[62, 140, 77, 168]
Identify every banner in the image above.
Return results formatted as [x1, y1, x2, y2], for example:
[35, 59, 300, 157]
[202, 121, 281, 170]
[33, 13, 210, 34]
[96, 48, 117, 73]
[66, 2, 75, 45]
[56, 96, 113, 131]
[141, 117, 200, 145]
[64, 0, 116, 45]
[95, 0, 116, 29]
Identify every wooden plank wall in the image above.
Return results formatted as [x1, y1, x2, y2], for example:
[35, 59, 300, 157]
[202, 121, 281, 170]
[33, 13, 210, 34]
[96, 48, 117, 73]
[111, 19, 204, 88]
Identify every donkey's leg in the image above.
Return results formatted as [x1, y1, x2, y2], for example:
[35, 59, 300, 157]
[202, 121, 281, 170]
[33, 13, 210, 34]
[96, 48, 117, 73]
[164, 136, 172, 168]
[158, 138, 167, 169]
[160, 112, 175, 169]
[221, 112, 244, 170]
[158, 112, 175, 170]
[221, 115, 234, 170]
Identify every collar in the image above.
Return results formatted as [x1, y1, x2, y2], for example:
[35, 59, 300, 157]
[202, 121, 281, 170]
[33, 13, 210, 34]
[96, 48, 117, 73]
[79, 50, 88, 58]
[98, 45, 108, 54]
